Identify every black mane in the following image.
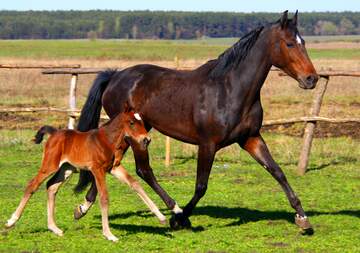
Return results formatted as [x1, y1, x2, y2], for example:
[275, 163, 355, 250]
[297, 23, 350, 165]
[209, 26, 264, 78]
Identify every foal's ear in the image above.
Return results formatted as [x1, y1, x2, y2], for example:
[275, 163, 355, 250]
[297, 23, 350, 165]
[123, 101, 131, 113]
[280, 10, 288, 29]
[292, 10, 298, 26]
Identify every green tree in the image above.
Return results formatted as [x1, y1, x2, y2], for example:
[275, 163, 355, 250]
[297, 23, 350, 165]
[114, 16, 121, 38]
[339, 18, 355, 34]
[97, 20, 105, 38]
[132, 24, 138, 39]
[314, 20, 337, 35]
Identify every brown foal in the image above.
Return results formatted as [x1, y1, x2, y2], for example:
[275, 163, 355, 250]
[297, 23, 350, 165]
[5, 109, 166, 242]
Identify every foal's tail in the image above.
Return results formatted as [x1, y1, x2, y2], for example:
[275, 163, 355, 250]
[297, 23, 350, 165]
[33, 125, 57, 144]
[74, 69, 118, 193]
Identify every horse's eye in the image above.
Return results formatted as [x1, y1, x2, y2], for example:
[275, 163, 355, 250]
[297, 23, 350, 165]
[286, 42, 294, 48]
[130, 121, 134, 126]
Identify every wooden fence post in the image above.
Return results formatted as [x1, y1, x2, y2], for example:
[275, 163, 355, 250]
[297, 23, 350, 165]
[297, 76, 330, 175]
[165, 137, 171, 167]
[68, 74, 78, 129]
[164, 55, 180, 167]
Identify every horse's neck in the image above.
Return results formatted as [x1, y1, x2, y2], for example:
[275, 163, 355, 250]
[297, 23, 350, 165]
[230, 31, 272, 106]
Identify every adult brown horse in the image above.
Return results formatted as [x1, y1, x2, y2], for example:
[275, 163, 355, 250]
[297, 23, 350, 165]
[50, 11, 319, 234]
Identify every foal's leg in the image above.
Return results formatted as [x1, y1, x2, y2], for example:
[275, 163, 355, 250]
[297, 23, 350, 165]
[73, 146, 127, 220]
[5, 154, 61, 228]
[110, 165, 166, 224]
[93, 167, 117, 242]
[240, 135, 313, 234]
[46, 164, 75, 236]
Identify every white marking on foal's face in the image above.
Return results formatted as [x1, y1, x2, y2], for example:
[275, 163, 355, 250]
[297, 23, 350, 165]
[296, 34, 302, 45]
[134, 113, 142, 121]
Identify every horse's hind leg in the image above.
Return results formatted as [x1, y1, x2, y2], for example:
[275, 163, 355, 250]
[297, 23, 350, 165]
[46, 164, 75, 236]
[73, 180, 96, 220]
[110, 165, 166, 224]
[240, 135, 313, 235]
[5, 154, 61, 228]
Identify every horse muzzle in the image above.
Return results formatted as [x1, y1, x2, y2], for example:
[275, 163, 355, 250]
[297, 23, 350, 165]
[298, 74, 319, 89]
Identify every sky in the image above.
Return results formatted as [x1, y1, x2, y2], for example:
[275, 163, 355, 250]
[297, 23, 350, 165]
[1, 0, 360, 12]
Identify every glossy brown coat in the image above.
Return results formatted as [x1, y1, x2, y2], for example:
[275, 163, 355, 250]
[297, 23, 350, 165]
[58, 11, 317, 234]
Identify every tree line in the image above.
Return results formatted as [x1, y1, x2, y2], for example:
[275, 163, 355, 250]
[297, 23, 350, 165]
[0, 10, 359, 39]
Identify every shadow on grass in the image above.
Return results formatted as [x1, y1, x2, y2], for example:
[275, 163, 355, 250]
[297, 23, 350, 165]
[307, 156, 358, 172]
[93, 210, 203, 236]
[91, 223, 174, 238]
[93, 206, 359, 234]
[192, 206, 360, 227]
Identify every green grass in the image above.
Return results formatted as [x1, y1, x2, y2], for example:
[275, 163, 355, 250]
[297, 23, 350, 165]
[0, 39, 359, 61]
[0, 129, 359, 252]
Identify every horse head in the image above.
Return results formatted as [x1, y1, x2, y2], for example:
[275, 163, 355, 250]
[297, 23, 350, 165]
[269, 10, 319, 89]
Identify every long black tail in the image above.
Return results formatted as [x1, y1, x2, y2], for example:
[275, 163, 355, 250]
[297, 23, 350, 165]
[33, 125, 57, 144]
[74, 69, 118, 193]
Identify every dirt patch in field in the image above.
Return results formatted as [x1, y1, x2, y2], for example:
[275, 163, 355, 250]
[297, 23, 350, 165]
[307, 42, 360, 49]
[263, 122, 360, 139]
[0, 112, 67, 130]
[0, 112, 39, 129]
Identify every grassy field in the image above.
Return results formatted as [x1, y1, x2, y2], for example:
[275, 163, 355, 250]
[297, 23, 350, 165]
[0, 129, 359, 252]
[0, 38, 359, 252]
[0, 39, 360, 61]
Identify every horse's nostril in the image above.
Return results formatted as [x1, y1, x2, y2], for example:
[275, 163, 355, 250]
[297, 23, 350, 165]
[306, 75, 314, 83]
[306, 74, 318, 85]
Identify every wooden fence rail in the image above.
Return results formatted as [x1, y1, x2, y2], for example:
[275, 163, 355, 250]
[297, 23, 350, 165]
[4, 108, 359, 125]
[1, 64, 359, 174]
[0, 64, 81, 69]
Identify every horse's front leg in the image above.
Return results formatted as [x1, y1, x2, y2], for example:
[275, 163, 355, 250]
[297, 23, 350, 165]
[239, 135, 313, 234]
[170, 143, 216, 229]
[132, 143, 179, 214]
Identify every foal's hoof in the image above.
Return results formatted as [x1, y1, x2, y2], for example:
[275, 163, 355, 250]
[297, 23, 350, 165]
[170, 213, 191, 230]
[159, 218, 167, 225]
[4, 222, 14, 229]
[295, 214, 314, 235]
[48, 226, 64, 237]
[74, 206, 87, 220]
[104, 234, 119, 242]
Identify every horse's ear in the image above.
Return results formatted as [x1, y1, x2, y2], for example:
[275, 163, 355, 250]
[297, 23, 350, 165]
[292, 10, 298, 26]
[123, 101, 131, 113]
[280, 10, 288, 29]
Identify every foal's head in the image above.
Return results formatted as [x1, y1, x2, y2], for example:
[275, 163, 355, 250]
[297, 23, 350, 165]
[121, 111, 151, 150]
[269, 11, 318, 89]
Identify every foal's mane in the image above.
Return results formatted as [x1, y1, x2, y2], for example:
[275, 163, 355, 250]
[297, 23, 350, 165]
[209, 26, 264, 79]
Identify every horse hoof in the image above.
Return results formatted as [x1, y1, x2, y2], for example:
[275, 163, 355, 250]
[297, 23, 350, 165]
[105, 234, 119, 242]
[4, 222, 14, 229]
[295, 215, 314, 235]
[170, 213, 191, 230]
[159, 218, 167, 225]
[48, 226, 64, 237]
[74, 206, 86, 220]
